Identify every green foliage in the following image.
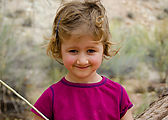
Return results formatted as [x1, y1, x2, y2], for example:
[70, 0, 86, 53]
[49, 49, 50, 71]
[0, 19, 26, 90]
[145, 19, 168, 82]
[0, 21, 15, 79]
[0, 16, 67, 93]
[99, 19, 148, 79]
[100, 18, 168, 83]
[0, 17, 39, 94]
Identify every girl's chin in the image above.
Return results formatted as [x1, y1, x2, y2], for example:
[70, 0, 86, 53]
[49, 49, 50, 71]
[67, 72, 98, 81]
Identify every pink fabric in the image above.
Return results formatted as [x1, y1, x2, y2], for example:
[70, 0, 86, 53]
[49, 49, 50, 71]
[31, 76, 133, 120]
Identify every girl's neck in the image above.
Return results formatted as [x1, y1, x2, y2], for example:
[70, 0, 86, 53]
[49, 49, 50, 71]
[65, 73, 102, 84]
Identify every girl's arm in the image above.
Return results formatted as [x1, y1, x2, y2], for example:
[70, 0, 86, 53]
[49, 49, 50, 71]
[121, 109, 134, 120]
[32, 114, 44, 120]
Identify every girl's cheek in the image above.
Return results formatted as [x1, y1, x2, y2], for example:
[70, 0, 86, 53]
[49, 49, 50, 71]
[90, 54, 103, 65]
[63, 55, 76, 65]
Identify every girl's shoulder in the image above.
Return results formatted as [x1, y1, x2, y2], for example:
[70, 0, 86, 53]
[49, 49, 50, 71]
[103, 76, 123, 90]
[49, 78, 65, 89]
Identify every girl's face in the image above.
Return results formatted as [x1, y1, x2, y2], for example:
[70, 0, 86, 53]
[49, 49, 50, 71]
[61, 34, 104, 83]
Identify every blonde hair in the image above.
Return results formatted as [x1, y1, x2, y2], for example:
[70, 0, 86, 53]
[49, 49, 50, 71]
[47, 0, 113, 63]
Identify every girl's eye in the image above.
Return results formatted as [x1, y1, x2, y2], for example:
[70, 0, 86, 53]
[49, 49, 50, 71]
[87, 49, 96, 53]
[68, 50, 78, 53]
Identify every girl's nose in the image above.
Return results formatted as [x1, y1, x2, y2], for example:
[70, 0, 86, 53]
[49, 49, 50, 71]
[76, 54, 89, 65]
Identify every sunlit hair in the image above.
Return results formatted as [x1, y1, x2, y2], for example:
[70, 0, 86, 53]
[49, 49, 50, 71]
[47, 0, 114, 63]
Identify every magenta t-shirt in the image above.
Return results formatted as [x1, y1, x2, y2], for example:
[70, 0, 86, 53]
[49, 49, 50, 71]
[31, 76, 133, 120]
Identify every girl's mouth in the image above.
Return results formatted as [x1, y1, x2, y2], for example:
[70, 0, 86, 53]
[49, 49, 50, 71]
[75, 65, 90, 69]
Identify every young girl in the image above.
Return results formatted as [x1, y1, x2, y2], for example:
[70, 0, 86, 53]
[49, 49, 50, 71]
[31, 0, 133, 120]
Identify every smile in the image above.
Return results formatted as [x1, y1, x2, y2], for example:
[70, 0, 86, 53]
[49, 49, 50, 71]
[75, 66, 90, 69]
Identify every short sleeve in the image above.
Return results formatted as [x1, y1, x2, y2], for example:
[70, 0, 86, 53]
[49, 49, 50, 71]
[120, 85, 133, 118]
[31, 87, 53, 119]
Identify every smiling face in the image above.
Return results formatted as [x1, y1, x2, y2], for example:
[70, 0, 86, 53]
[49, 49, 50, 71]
[61, 34, 104, 83]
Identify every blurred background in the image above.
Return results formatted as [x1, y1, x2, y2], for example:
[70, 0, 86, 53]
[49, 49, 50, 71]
[0, 0, 168, 119]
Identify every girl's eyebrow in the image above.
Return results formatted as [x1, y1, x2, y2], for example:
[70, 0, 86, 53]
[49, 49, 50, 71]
[66, 46, 78, 48]
[65, 46, 99, 51]
[86, 46, 99, 49]
[65, 46, 78, 50]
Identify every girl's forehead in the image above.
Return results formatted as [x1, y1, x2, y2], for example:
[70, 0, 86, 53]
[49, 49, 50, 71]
[61, 25, 101, 43]
[62, 33, 101, 43]
[62, 35, 102, 48]
[68, 28, 90, 38]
